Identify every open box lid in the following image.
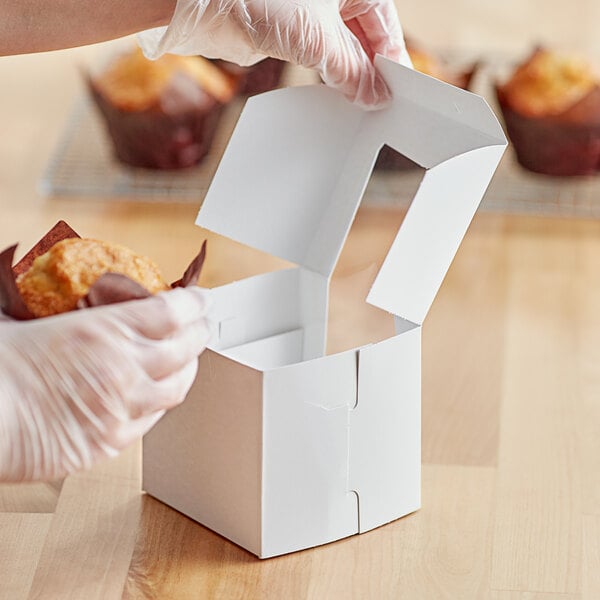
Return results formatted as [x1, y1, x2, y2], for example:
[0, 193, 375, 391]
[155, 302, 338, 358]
[197, 57, 506, 326]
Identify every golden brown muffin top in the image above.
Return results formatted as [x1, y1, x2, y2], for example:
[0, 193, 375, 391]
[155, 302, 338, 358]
[16, 238, 169, 318]
[94, 48, 236, 111]
[499, 49, 598, 117]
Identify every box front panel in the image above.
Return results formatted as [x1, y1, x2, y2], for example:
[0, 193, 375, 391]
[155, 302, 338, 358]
[262, 351, 359, 557]
[143, 350, 263, 556]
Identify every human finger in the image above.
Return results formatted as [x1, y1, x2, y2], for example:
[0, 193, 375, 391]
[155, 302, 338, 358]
[136, 317, 211, 381]
[320, 22, 391, 109]
[114, 286, 212, 340]
[104, 409, 167, 452]
[125, 358, 199, 419]
[342, 0, 407, 63]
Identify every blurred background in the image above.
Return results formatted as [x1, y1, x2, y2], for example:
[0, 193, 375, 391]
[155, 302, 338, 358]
[401, 0, 600, 56]
[1, 0, 599, 210]
[0, 0, 599, 286]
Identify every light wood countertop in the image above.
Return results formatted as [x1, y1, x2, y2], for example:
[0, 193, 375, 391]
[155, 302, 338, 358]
[1, 18, 600, 598]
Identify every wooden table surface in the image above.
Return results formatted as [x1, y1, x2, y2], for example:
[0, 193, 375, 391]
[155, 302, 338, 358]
[1, 15, 600, 598]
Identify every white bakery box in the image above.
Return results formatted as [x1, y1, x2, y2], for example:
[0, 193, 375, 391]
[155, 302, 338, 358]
[143, 57, 507, 558]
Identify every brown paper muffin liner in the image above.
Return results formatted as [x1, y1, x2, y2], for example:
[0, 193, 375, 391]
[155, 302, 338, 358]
[213, 58, 286, 96]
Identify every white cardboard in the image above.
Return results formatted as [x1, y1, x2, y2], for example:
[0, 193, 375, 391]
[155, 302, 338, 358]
[350, 327, 421, 532]
[143, 57, 507, 558]
[143, 350, 263, 555]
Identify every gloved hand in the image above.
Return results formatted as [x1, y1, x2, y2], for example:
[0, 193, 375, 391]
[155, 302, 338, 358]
[0, 287, 212, 482]
[138, 0, 411, 109]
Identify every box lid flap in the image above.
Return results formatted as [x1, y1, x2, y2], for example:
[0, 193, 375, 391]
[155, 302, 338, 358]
[197, 58, 506, 320]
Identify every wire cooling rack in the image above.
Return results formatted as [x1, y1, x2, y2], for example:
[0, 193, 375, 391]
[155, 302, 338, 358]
[41, 64, 600, 216]
[364, 150, 600, 218]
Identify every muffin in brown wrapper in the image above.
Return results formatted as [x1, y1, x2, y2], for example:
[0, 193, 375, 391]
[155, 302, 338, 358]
[376, 40, 478, 172]
[0, 221, 207, 320]
[90, 79, 224, 169]
[238, 58, 287, 96]
[497, 89, 600, 176]
[88, 50, 237, 170]
[496, 48, 600, 176]
[17, 237, 170, 318]
[213, 57, 286, 96]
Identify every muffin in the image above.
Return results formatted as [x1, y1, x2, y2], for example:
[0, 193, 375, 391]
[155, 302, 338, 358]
[1, 221, 207, 320]
[17, 238, 169, 318]
[88, 48, 237, 169]
[376, 40, 478, 171]
[496, 48, 600, 176]
[212, 57, 286, 96]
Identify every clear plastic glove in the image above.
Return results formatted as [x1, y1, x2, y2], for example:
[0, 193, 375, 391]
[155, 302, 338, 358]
[0, 287, 212, 482]
[138, 0, 411, 109]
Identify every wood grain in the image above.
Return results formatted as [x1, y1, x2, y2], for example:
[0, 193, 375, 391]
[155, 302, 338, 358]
[422, 214, 509, 467]
[491, 222, 583, 595]
[124, 465, 495, 600]
[27, 446, 141, 600]
[491, 592, 578, 599]
[0, 481, 62, 513]
[4, 211, 596, 599]
[0, 514, 52, 600]
[578, 237, 600, 517]
[583, 515, 600, 600]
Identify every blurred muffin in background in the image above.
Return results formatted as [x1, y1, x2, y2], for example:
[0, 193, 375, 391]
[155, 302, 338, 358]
[88, 48, 237, 169]
[406, 39, 478, 90]
[496, 48, 600, 176]
[376, 39, 478, 171]
[211, 57, 286, 97]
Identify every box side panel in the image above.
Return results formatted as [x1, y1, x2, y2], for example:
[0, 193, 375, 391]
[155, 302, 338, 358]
[349, 327, 421, 532]
[261, 352, 359, 557]
[211, 268, 302, 351]
[143, 350, 263, 556]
